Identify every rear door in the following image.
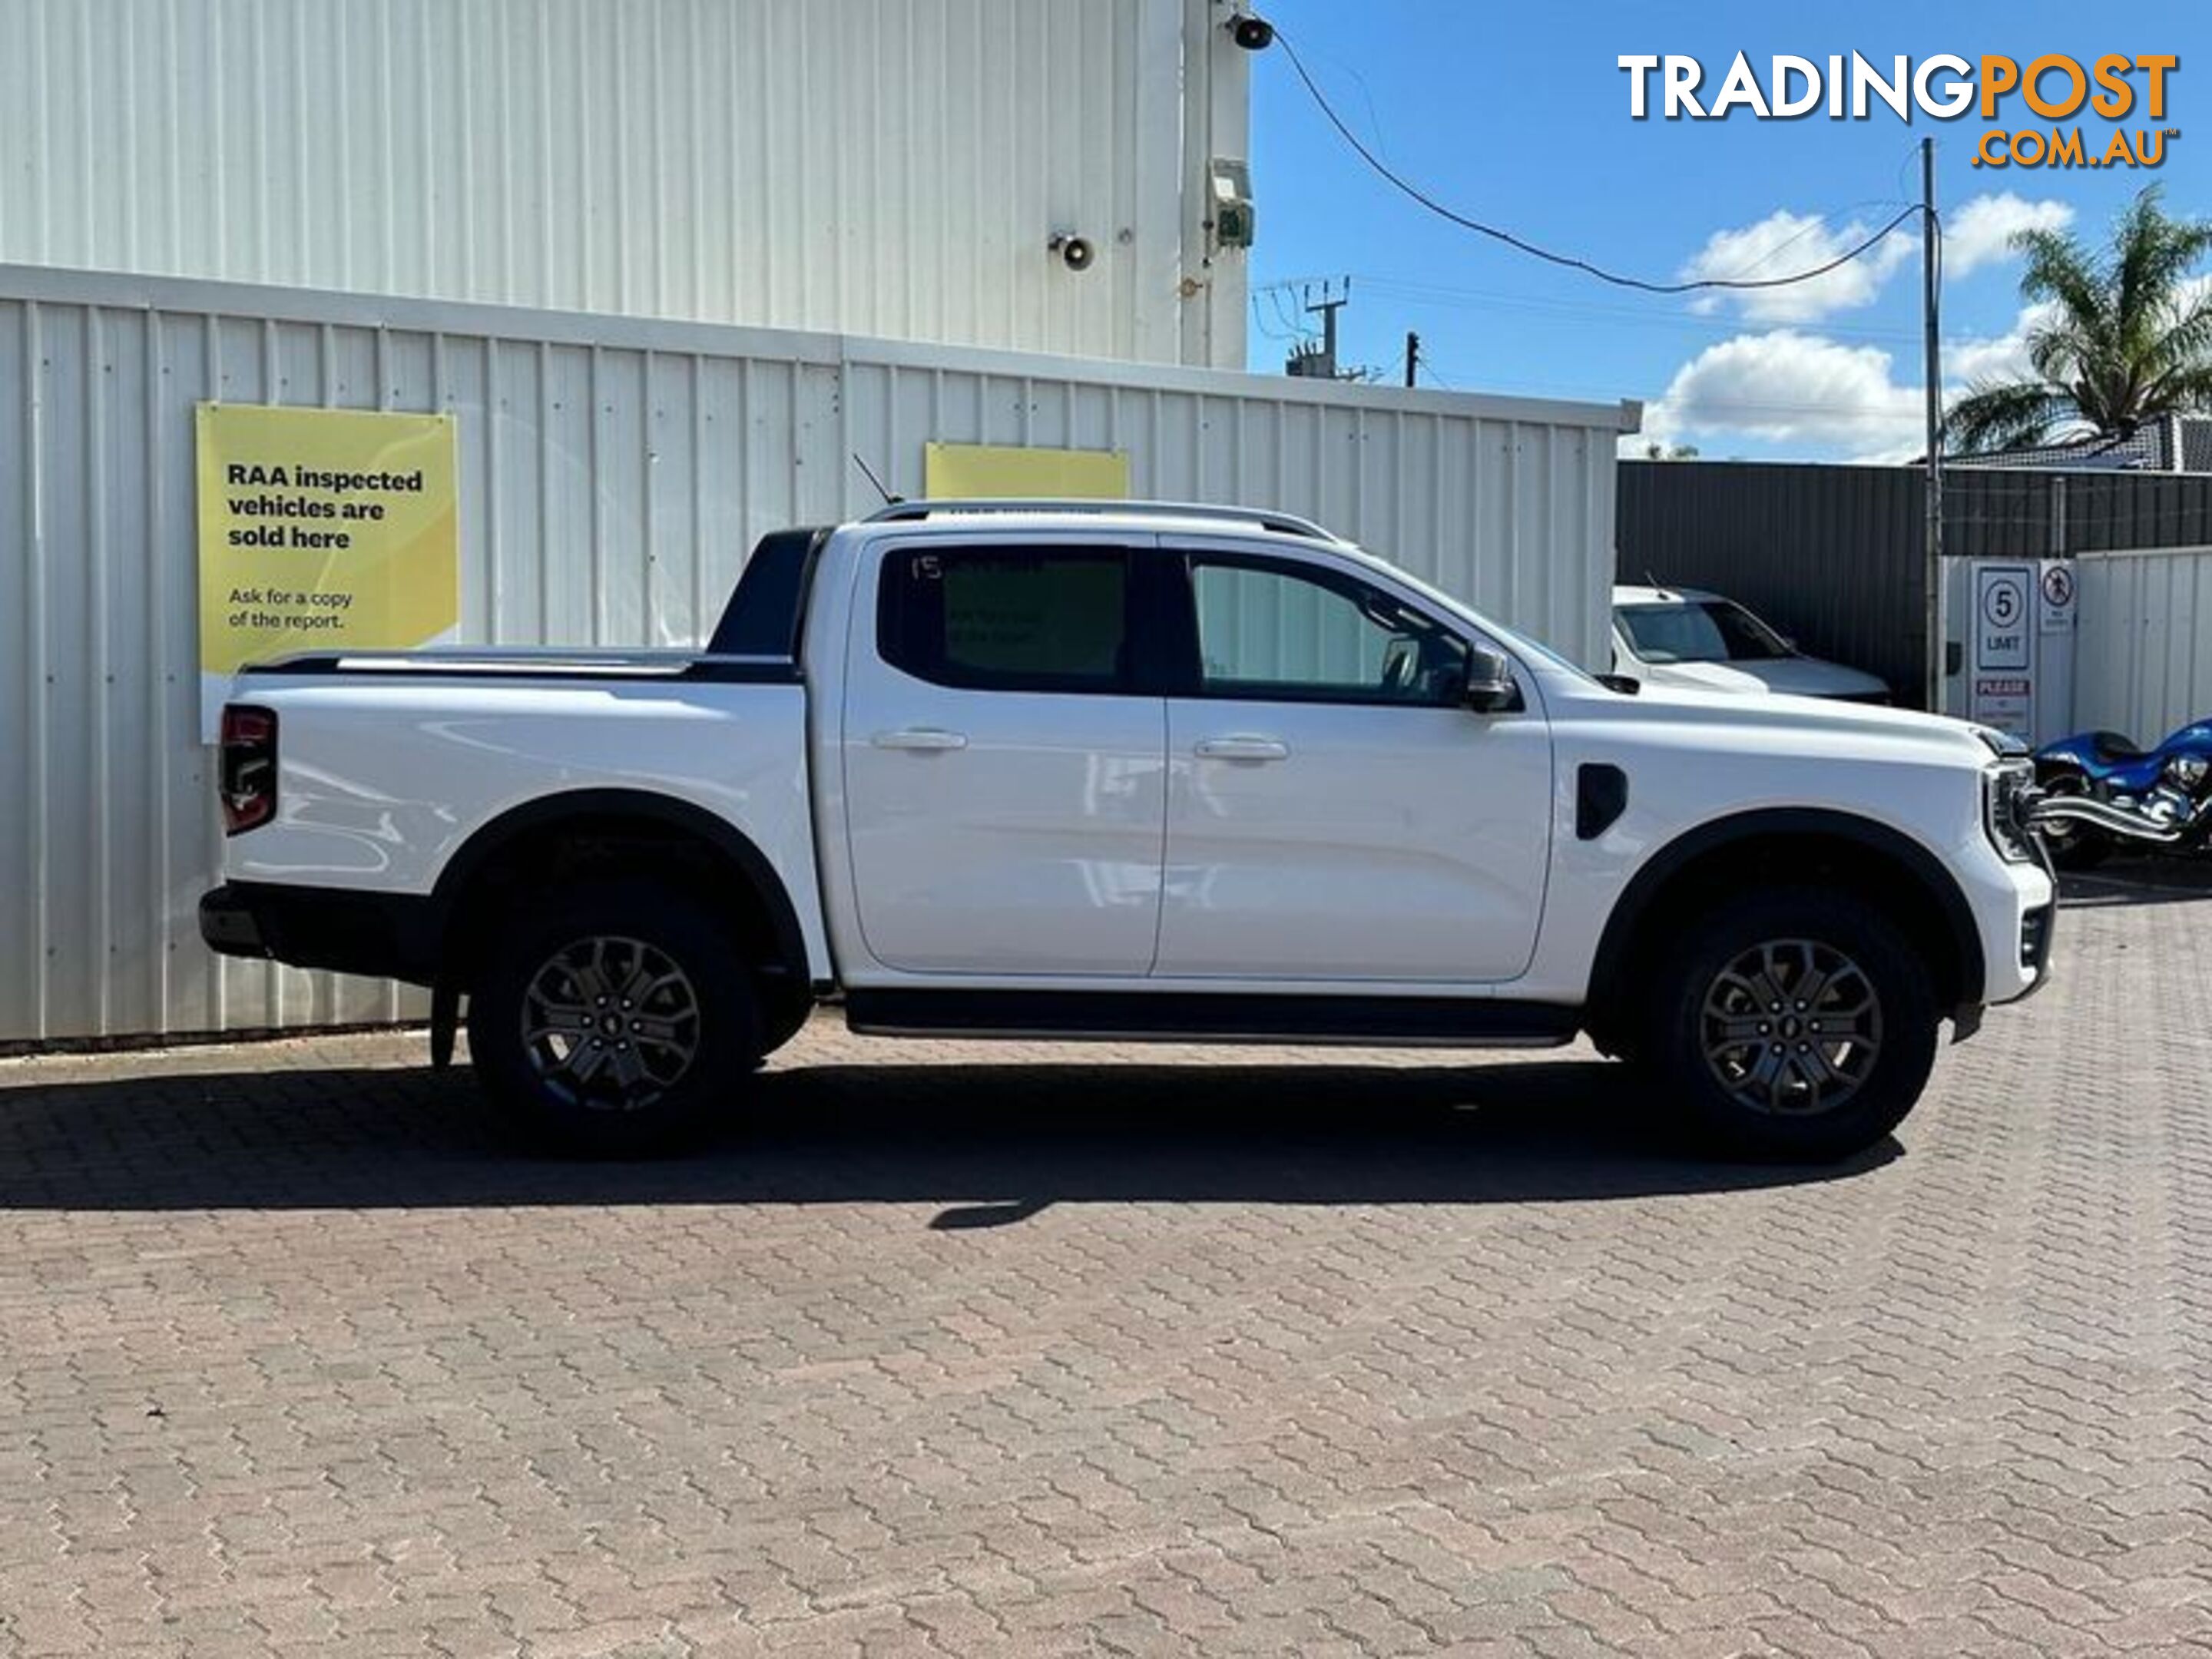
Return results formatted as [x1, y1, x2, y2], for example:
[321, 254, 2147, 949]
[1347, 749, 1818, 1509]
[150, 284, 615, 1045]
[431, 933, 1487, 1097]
[1154, 541, 1553, 983]
[839, 534, 1168, 975]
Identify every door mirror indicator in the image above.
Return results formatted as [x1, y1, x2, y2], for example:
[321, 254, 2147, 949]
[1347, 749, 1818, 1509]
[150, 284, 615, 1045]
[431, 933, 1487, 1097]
[1459, 647, 1520, 714]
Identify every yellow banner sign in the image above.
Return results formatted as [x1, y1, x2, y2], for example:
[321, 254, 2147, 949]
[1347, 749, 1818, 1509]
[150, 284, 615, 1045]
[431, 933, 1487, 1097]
[197, 403, 459, 707]
[923, 442, 1130, 500]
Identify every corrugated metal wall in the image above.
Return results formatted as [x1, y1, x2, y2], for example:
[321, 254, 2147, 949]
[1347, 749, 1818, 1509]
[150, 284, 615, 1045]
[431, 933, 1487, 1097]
[842, 343, 1623, 663]
[2073, 547, 2212, 742]
[1950, 470, 2212, 555]
[0, 0, 1240, 368]
[1618, 460, 2212, 708]
[1617, 461, 1929, 705]
[0, 263, 1634, 1044]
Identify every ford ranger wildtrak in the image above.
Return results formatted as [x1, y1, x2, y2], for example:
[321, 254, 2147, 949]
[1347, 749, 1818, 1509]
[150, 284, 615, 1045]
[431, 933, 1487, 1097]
[200, 500, 2054, 1159]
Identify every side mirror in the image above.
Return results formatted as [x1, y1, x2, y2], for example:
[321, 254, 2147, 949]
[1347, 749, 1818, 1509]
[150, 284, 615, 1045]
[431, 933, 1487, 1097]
[1459, 645, 1520, 714]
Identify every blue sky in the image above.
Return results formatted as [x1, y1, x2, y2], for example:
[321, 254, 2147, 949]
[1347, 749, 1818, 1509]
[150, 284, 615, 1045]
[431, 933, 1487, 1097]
[1247, 3, 2210, 461]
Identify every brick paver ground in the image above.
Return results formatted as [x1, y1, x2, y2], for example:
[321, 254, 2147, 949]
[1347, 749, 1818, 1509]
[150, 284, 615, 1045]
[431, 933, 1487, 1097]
[2, 868, 2210, 1657]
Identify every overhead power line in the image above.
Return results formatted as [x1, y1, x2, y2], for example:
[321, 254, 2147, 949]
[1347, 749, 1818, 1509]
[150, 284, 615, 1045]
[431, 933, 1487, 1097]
[1269, 26, 1924, 298]
[1348, 276, 1925, 347]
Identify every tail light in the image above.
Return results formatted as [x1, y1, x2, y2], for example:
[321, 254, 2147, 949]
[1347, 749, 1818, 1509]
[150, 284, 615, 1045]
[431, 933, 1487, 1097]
[220, 704, 279, 835]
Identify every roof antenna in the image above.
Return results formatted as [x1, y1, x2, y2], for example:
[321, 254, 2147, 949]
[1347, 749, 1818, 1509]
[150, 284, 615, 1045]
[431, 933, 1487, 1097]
[852, 453, 902, 507]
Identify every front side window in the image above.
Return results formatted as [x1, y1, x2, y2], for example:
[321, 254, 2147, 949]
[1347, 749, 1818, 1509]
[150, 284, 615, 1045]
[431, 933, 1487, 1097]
[1190, 558, 1471, 705]
[879, 547, 1132, 693]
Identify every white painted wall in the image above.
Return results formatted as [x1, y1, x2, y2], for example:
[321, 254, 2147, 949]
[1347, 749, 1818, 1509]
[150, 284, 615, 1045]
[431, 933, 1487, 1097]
[0, 0, 1248, 367]
[0, 263, 1636, 1042]
[2073, 546, 2212, 740]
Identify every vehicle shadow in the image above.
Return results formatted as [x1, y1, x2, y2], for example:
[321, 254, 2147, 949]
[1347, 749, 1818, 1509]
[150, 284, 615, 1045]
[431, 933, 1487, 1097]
[0, 1055, 1893, 1221]
[2059, 854, 2212, 908]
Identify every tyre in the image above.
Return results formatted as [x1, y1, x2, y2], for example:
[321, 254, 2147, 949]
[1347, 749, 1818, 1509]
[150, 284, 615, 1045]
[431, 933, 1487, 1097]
[1642, 886, 1938, 1162]
[468, 878, 760, 1155]
[2045, 830, 2113, 873]
[2035, 770, 2113, 871]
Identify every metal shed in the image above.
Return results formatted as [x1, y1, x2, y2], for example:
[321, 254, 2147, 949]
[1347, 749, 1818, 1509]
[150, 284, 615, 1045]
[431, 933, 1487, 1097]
[0, 262, 1639, 1044]
[0, 0, 1251, 369]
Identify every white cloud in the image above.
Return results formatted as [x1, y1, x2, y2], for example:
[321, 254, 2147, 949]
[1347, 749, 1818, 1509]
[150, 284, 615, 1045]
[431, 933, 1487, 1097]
[1945, 300, 2060, 387]
[1675, 192, 2072, 329]
[1637, 329, 1924, 456]
[1680, 210, 1916, 324]
[1945, 333, 2031, 387]
[1623, 400, 1688, 458]
[1942, 194, 2074, 279]
[1626, 286, 2171, 462]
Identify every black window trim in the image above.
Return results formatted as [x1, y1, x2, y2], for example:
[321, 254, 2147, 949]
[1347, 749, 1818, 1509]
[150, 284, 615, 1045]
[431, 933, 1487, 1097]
[1161, 547, 1483, 710]
[874, 540, 1154, 698]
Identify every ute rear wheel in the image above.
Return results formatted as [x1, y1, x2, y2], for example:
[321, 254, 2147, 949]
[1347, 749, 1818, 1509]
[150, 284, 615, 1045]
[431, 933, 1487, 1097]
[1644, 886, 1938, 1162]
[469, 879, 759, 1154]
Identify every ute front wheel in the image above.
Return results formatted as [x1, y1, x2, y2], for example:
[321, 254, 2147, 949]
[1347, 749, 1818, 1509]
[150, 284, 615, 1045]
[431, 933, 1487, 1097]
[1644, 887, 1938, 1162]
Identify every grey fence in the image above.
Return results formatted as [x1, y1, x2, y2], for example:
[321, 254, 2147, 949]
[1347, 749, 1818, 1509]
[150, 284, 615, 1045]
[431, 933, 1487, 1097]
[1617, 461, 2212, 707]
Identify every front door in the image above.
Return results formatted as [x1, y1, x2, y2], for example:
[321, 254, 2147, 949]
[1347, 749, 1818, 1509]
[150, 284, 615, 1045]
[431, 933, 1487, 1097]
[1154, 545, 1553, 983]
[840, 535, 1167, 975]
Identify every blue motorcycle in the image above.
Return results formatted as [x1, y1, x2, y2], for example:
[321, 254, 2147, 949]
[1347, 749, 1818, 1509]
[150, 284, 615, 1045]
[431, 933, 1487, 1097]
[2032, 717, 2212, 869]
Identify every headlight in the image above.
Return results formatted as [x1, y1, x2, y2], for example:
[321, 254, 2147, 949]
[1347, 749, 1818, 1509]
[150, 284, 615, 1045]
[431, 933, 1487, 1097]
[2163, 753, 2209, 791]
[1983, 761, 2038, 863]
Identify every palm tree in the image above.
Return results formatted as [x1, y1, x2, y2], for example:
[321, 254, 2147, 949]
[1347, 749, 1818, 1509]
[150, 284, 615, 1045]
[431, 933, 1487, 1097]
[1946, 187, 2212, 455]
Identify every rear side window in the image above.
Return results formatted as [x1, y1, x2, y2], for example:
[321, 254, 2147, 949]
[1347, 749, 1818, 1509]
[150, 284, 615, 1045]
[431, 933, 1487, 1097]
[878, 547, 1134, 693]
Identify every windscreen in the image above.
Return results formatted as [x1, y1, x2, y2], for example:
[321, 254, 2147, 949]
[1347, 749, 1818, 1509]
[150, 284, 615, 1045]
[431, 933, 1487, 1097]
[1618, 600, 1792, 664]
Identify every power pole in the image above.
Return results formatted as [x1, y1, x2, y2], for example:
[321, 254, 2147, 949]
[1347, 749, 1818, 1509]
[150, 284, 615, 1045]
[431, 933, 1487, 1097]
[1921, 137, 1945, 714]
[1304, 279, 1349, 379]
[1405, 331, 1419, 389]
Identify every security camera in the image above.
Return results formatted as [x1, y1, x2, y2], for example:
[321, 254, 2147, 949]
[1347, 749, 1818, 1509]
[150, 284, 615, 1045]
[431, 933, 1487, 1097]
[1048, 233, 1095, 273]
[1227, 13, 1273, 50]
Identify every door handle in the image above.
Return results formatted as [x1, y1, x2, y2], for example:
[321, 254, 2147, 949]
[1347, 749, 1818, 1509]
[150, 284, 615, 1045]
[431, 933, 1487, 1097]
[873, 727, 969, 752]
[1194, 736, 1290, 762]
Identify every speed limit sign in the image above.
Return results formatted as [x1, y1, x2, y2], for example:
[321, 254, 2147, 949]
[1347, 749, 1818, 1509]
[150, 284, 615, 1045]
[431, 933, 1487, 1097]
[1973, 564, 2032, 672]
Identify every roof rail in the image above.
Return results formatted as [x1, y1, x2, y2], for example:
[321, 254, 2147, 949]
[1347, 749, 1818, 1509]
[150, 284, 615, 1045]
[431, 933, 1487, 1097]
[860, 498, 1345, 543]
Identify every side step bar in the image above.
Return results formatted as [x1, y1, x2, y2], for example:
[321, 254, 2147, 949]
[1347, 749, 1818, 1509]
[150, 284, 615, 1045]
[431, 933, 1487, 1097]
[843, 989, 1580, 1048]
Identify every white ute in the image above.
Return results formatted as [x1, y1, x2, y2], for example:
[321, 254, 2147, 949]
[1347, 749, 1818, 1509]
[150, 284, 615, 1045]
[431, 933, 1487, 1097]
[202, 501, 2055, 1160]
[1612, 584, 1895, 704]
